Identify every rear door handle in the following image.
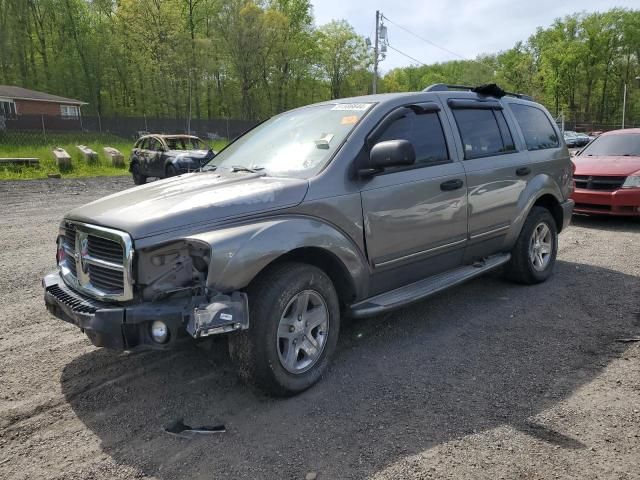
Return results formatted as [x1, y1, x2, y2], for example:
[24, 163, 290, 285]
[440, 179, 464, 191]
[516, 167, 531, 176]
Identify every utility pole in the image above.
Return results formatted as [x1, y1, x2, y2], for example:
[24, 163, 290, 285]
[622, 83, 627, 129]
[373, 10, 380, 94]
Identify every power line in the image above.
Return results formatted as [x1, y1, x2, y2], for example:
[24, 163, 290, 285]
[386, 44, 428, 67]
[382, 14, 470, 62]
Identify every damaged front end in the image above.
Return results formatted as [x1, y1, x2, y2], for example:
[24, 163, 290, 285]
[44, 235, 249, 350]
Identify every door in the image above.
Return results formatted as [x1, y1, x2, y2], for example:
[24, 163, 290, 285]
[360, 105, 468, 294]
[445, 99, 531, 259]
[146, 137, 165, 176]
[133, 138, 151, 175]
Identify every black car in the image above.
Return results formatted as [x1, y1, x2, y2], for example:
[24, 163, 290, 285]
[563, 130, 590, 148]
[129, 134, 216, 184]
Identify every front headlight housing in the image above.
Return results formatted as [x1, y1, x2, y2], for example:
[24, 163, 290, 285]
[622, 175, 640, 188]
[137, 240, 210, 301]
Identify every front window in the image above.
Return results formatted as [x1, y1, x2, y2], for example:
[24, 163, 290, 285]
[61, 105, 80, 118]
[579, 133, 640, 157]
[165, 136, 207, 150]
[205, 103, 373, 178]
[0, 99, 17, 118]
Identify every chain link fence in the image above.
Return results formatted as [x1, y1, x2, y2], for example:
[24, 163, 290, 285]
[0, 114, 256, 145]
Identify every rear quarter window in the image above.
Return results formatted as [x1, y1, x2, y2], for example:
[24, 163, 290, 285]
[451, 108, 515, 159]
[509, 103, 559, 150]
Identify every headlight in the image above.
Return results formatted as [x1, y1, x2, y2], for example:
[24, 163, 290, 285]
[137, 240, 210, 301]
[622, 176, 640, 188]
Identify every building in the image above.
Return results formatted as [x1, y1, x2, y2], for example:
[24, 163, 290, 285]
[0, 85, 87, 119]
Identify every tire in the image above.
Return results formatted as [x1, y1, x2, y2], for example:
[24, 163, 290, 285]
[228, 262, 341, 396]
[505, 206, 558, 284]
[131, 162, 147, 185]
[165, 164, 179, 178]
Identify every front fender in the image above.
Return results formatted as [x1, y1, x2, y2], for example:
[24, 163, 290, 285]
[504, 173, 564, 245]
[187, 216, 369, 298]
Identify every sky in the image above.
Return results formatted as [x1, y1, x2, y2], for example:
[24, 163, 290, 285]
[310, 0, 638, 71]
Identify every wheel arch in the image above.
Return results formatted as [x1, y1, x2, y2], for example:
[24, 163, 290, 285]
[532, 193, 564, 232]
[255, 246, 358, 309]
[187, 216, 369, 304]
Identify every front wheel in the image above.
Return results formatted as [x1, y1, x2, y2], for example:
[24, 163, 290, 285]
[131, 162, 147, 185]
[228, 262, 340, 396]
[505, 206, 558, 284]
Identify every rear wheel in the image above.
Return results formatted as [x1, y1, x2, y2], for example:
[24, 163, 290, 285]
[131, 162, 147, 185]
[505, 206, 558, 284]
[228, 262, 340, 396]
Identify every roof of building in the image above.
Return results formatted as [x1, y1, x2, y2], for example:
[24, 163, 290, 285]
[0, 85, 87, 105]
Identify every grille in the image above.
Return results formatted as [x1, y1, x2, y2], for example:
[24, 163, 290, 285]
[88, 264, 124, 292]
[88, 235, 124, 263]
[575, 203, 611, 211]
[63, 226, 77, 277]
[58, 222, 132, 301]
[574, 175, 626, 191]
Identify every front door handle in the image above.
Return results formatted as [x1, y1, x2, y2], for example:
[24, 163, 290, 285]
[516, 167, 531, 176]
[440, 179, 464, 191]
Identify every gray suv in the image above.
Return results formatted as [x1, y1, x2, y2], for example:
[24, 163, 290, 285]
[44, 84, 574, 396]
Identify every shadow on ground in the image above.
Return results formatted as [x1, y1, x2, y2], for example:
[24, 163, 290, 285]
[571, 213, 640, 233]
[61, 260, 639, 479]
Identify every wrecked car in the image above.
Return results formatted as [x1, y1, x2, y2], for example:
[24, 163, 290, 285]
[129, 134, 215, 184]
[44, 84, 574, 396]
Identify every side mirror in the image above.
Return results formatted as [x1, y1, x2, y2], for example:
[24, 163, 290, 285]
[360, 139, 416, 176]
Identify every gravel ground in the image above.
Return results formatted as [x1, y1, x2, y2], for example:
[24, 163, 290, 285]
[0, 177, 638, 480]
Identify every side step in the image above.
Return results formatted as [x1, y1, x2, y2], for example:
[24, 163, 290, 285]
[348, 253, 511, 318]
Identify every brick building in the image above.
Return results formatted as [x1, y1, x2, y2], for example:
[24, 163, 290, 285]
[0, 85, 87, 131]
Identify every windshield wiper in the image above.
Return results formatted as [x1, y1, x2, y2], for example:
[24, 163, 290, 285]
[230, 165, 264, 173]
[202, 165, 217, 172]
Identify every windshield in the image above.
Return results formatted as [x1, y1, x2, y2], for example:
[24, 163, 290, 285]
[579, 133, 640, 157]
[166, 137, 206, 150]
[205, 103, 373, 178]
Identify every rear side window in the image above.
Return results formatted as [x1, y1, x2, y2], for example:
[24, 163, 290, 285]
[510, 104, 559, 150]
[377, 110, 449, 167]
[452, 109, 515, 159]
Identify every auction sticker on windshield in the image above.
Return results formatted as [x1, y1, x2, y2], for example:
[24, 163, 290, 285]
[331, 103, 372, 111]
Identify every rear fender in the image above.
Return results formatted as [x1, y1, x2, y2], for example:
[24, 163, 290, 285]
[504, 173, 564, 246]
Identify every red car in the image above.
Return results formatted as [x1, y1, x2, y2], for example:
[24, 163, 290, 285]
[571, 128, 640, 216]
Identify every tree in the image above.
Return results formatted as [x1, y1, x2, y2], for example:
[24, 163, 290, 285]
[315, 20, 370, 99]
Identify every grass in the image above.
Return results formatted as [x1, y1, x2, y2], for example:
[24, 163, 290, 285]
[0, 132, 227, 180]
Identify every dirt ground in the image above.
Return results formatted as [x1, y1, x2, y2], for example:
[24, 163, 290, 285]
[0, 177, 638, 480]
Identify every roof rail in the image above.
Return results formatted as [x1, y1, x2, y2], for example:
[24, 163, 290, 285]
[423, 83, 533, 101]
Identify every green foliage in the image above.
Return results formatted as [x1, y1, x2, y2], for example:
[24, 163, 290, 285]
[0, 1, 637, 128]
[382, 9, 640, 126]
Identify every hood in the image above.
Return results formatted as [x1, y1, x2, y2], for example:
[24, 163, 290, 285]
[66, 171, 309, 239]
[573, 155, 640, 176]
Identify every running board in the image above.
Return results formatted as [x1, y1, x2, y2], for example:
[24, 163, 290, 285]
[348, 253, 511, 318]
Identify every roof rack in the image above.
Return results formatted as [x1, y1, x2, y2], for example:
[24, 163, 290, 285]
[423, 83, 533, 101]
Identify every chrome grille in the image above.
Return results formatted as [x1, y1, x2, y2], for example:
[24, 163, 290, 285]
[88, 263, 124, 292]
[574, 175, 626, 191]
[88, 235, 123, 263]
[58, 221, 134, 302]
[63, 226, 77, 277]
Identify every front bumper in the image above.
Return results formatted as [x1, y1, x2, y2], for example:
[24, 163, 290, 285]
[44, 271, 249, 350]
[43, 272, 196, 349]
[572, 188, 640, 217]
[560, 199, 575, 231]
